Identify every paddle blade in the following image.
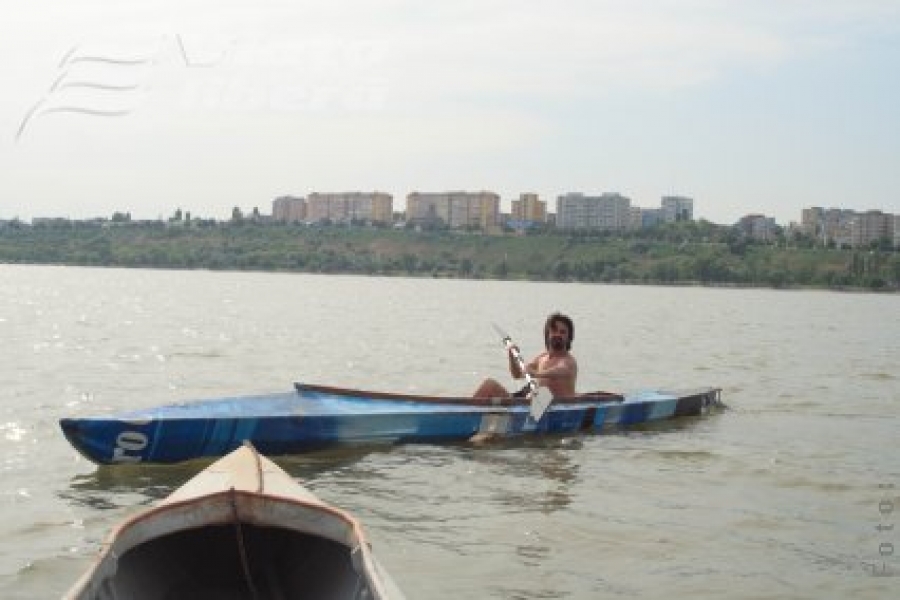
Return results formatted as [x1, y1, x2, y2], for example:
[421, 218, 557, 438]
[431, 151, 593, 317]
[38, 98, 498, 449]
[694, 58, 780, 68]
[529, 389, 552, 421]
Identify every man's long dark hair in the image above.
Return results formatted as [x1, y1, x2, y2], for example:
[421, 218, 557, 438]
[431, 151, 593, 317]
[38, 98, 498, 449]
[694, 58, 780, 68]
[544, 312, 574, 351]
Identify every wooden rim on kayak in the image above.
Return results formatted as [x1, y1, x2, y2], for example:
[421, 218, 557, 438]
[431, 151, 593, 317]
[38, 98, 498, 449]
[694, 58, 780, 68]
[294, 382, 625, 406]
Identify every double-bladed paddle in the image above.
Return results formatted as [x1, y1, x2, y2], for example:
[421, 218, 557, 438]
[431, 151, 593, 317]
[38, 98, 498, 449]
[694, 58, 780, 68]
[491, 323, 552, 421]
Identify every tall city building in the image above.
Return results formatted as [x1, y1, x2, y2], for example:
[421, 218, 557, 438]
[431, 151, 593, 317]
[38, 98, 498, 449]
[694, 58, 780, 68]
[511, 193, 547, 223]
[661, 196, 694, 222]
[272, 196, 306, 223]
[555, 192, 631, 230]
[633, 207, 664, 228]
[801, 207, 878, 247]
[306, 192, 393, 224]
[406, 191, 500, 229]
[801, 207, 825, 240]
[738, 214, 777, 241]
[825, 209, 856, 247]
[851, 210, 893, 248]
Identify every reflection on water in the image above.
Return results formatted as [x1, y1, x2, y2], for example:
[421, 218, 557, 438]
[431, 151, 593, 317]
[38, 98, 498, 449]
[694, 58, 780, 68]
[462, 438, 582, 515]
[60, 442, 401, 510]
[61, 462, 199, 510]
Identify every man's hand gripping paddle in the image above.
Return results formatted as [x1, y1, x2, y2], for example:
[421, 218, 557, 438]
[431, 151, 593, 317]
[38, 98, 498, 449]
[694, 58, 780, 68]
[491, 323, 552, 421]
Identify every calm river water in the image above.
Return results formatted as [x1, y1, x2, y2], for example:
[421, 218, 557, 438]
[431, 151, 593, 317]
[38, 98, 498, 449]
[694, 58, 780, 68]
[1, 265, 897, 599]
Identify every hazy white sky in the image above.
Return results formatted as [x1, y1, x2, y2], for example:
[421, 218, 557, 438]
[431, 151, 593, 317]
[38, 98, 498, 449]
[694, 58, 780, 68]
[2, 0, 899, 224]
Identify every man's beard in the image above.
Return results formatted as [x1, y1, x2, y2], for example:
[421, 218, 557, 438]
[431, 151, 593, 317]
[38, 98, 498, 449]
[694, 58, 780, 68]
[549, 337, 566, 351]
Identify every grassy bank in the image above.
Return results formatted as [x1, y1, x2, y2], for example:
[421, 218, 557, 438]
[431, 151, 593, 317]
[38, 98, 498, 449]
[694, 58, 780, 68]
[1, 220, 898, 291]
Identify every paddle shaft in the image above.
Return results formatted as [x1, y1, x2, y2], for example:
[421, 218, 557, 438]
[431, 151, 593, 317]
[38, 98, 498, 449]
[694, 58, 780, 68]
[491, 323, 536, 393]
[503, 337, 538, 397]
[492, 324, 551, 420]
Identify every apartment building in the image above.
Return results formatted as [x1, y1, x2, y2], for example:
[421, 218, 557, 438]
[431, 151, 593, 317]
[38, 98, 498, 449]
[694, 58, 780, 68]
[800, 207, 823, 239]
[895, 215, 900, 249]
[272, 196, 307, 223]
[555, 192, 631, 230]
[406, 191, 500, 229]
[801, 207, 896, 247]
[801, 207, 851, 241]
[850, 210, 894, 248]
[824, 209, 856, 246]
[738, 214, 777, 241]
[306, 192, 393, 224]
[661, 196, 694, 223]
[635, 207, 664, 228]
[511, 193, 547, 223]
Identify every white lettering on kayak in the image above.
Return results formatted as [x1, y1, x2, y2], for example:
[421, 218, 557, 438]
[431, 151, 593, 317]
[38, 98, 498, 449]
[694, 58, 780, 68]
[112, 431, 148, 463]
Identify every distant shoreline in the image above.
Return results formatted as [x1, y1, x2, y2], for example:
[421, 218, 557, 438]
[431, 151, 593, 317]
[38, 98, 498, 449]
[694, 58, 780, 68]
[1, 220, 898, 292]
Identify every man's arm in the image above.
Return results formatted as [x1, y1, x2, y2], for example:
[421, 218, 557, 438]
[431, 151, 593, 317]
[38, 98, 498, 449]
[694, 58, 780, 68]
[507, 347, 528, 378]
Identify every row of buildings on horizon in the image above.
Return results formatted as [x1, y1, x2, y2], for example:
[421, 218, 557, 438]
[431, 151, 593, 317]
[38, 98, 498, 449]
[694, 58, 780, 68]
[9, 190, 897, 251]
[272, 191, 900, 249]
[274, 192, 697, 230]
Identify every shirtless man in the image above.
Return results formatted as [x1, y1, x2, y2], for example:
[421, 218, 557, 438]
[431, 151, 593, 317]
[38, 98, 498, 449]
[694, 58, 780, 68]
[473, 312, 577, 399]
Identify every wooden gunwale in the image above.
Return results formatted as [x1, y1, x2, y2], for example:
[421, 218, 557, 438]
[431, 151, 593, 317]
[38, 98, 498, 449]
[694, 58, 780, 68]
[295, 382, 625, 406]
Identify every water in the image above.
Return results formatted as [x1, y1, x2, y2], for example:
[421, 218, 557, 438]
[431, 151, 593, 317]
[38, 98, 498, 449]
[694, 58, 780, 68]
[1, 265, 897, 599]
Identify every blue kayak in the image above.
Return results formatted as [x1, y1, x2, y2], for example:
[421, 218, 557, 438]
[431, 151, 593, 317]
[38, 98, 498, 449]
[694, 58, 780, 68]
[59, 383, 724, 465]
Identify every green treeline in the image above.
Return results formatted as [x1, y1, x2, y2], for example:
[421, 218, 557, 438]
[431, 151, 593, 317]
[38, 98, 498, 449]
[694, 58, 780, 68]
[1, 219, 898, 291]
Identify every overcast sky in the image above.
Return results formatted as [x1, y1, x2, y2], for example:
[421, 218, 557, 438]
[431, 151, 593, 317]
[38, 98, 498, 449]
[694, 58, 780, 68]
[2, 0, 899, 225]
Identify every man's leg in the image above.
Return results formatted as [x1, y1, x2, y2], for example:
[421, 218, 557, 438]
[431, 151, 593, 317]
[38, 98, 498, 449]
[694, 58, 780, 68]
[473, 378, 509, 399]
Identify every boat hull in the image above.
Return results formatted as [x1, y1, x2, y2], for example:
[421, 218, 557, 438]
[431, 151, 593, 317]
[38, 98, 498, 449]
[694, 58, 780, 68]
[60, 384, 723, 465]
[65, 443, 405, 599]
